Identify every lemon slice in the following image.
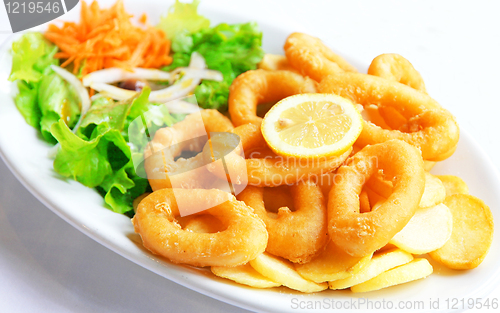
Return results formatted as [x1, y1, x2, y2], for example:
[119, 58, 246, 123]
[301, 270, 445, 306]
[261, 93, 363, 158]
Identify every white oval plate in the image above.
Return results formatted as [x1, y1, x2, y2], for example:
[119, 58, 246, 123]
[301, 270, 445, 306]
[1, 1, 499, 312]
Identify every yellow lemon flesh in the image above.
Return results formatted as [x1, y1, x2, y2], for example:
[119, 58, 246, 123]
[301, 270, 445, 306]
[261, 93, 363, 158]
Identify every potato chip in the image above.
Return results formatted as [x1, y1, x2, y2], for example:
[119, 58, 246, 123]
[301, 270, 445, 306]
[295, 241, 372, 283]
[249, 253, 328, 293]
[390, 203, 453, 254]
[329, 248, 413, 290]
[436, 175, 469, 197]
[350, 258, 433, 293]
[423, 160, 436, 171]
[419, 172, 446, 208]
[211, 263, 281, 288]
[429, 194, 494, 269]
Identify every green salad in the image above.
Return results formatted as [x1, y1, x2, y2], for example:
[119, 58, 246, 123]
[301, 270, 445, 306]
[8, 0, 265, 216]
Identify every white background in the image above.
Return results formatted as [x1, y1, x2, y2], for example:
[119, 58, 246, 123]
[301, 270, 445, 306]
[1, 0, 499, 312]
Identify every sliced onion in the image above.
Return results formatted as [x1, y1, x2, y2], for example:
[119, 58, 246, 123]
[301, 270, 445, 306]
[178, 68, 223, 83]
[189, 51, 207, 69]
[89, 82, 137, 101]
[51, 65, 91, 117]
[89, 52, 223, 104]
[82, 68, 172, 87]
[48, 65, 92, 158]
[163, 100, 202, 114]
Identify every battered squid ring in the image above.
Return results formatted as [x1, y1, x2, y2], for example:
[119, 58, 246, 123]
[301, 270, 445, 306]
[258, 54, 299, 73]
[132, 188, 268, 267]
[367, 53, 429, 130]
[318, 72, 460, 160]
[228, 69, 317, 127]
[368, 54, 457, 161]
[328, 140, 425, 257]
[284, 32, 357, 82]
[368, 53, 426, 93]
[144, 109, 234, 191]
[203, 123, 351, 187]
[237, 181, 329, 264]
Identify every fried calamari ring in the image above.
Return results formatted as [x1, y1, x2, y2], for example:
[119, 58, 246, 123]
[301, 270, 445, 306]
[261, 185, 295, 213]
[426, 142, 458, 162]
[319, 72, 459, 160]
[284, 32, 357, 82]
[328, 140, 425, 257]
[132, 188, 268, 267]
[176, 214, 226, 233]
[203, 123, 351, 187]
[237, 181, 328, 263]
[367, 54, 433, 131]
[258, 54, 299, 73]
[228, 69, 317, 127]
[367, 54, 458, 161]
[368, 53, 426, 93]
[144, 109, 234, 191]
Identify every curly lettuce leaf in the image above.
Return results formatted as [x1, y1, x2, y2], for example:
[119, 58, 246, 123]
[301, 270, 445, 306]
[192, 22, 265, 74]
[10, 33, 64, 136]
[77, 88, 152, 137]
[51, 121, 119, 187]
[171, 30, 194, 53]
[37, 73, 81, 143]
[157, 0, 210, 40]
[50, 88, 175, 215]
[164, 22, 264, 111]
[9, 32, 58, 83]
[14, 81, 41, 129]
[51, 119, 147, 215]
[126, 100, 176, 143]
[99, 160, 150, 216]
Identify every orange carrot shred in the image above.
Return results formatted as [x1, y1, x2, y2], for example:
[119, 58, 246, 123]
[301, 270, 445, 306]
[44, 0, 172, 76]
[139, 13, 147, 25]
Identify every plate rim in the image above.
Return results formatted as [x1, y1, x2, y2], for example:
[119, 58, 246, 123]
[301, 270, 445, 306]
[1, 2, 500, 312]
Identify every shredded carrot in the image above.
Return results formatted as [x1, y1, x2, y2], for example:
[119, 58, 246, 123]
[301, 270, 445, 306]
[44, 0, 172, 76]
[139, 13, 148, 25]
